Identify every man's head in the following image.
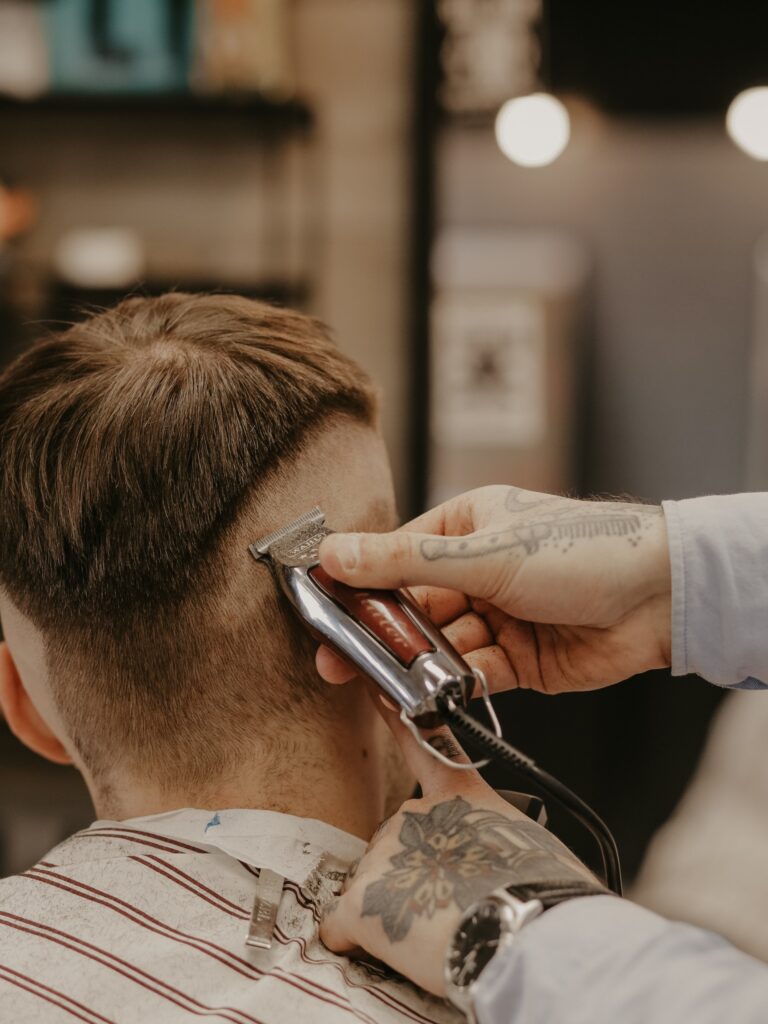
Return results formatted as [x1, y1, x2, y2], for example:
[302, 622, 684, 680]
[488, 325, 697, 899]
[0, 293, 398, 811]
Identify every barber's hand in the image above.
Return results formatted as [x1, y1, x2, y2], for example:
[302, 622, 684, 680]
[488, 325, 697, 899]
[320, 707, 600, 996]
[317, 485, 671, 694]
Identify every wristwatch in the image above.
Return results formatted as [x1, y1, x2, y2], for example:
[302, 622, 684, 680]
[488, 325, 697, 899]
[444, 881, 604, 1022]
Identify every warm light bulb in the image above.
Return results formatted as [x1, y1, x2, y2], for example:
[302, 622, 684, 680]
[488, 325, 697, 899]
[727, 87, 768, 161]
[494, 93, 570, 168]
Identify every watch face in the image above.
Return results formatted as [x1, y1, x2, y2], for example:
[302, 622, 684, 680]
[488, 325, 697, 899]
[448, 902, 504, 990]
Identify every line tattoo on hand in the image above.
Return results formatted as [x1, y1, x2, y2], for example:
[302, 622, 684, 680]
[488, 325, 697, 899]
[422, 499, 663, 562]
[361, 796, 588, 942]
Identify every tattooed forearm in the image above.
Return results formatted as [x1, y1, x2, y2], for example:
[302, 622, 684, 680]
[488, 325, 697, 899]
[361, 796, 590, 942]
[423, 501, 663, 562]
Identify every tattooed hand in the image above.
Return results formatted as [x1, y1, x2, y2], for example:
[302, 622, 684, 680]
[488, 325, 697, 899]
[316, 485, 671, 694]
[320, 706, 602, 997]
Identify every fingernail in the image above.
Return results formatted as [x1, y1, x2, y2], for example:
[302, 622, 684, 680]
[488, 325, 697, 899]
[333, 535, 360, 572]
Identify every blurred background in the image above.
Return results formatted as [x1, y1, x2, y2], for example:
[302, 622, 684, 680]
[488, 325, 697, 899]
[2, 0, 768, 957]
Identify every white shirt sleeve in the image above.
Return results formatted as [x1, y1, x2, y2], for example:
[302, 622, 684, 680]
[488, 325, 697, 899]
[473, 494, 768, 1021]
[475, 896, 768, 1024]
[663, 494, 768, 688]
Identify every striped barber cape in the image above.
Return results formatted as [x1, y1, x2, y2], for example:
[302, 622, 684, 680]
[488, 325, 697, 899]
[0, 807, 459, 1024]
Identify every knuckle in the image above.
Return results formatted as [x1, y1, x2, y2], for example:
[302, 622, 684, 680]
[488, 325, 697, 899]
[400, 797, 425, 815]
[393, 532, 415, 565]
[387, 534, 417, 584]
[357, 533, 393, 574]
[352, 536, 373, 575]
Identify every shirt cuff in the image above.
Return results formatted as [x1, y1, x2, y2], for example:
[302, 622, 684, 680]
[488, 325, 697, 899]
[661, 495, 768, 688]
[473, 895, 756, 1024]
[473, 897, 663, 1023]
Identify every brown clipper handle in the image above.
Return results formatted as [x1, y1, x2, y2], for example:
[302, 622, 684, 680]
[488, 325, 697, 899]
[309, 566, 433, 667]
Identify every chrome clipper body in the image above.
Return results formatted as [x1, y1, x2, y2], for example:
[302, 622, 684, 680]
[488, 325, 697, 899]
[250, 507, 501, 765]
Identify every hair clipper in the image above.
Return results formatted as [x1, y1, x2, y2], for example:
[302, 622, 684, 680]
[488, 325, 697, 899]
[250, 508, 623, 891]
[250, 507, 483, 734]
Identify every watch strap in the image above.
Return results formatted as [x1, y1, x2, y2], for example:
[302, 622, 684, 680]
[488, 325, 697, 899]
[445, 878, 610, 1017]
[501, 877, 608, 911]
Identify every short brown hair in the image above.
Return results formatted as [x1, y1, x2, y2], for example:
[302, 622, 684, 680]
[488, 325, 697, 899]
[0, 293, 377, 787]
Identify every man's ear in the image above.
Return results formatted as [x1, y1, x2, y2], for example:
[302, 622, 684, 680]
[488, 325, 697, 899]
[0, 641, 73, 765]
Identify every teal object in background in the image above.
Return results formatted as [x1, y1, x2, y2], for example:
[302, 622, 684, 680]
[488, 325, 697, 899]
[46, 0, 194, 93]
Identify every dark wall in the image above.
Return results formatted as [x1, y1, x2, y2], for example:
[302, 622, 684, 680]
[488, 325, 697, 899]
[546, 1, 768, 115]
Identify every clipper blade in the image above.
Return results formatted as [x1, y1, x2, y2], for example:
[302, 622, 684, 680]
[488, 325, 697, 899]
[249, 506, 328, 565]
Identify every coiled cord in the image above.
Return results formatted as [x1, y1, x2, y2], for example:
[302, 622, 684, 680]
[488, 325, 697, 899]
[439, 699, 623, 896]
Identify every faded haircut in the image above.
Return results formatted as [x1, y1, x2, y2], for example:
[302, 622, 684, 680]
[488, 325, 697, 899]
[0, 293, 377, 786]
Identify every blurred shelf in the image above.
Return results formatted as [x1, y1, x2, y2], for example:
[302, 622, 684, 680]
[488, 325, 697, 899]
[0, 91, 313, 135]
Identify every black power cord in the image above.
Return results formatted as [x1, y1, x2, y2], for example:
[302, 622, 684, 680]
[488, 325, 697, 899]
[440, 700, 623, 896]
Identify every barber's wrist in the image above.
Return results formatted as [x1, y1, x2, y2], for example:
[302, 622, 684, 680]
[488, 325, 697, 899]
[444, 878, 607, 1016]
[640, 507, 672, 603]
[633, 509, 672, 668]
[498, 877, 610, 909]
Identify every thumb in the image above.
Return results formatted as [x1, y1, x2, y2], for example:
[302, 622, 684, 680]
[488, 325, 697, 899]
[319, 530, 499, 599]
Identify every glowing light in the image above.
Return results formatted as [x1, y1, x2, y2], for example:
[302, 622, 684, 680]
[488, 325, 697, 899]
[495, 93, 570, 168]
[727, 88, 768, 161]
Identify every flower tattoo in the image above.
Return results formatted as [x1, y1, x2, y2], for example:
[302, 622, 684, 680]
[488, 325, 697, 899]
[361, 796, 585, 942]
